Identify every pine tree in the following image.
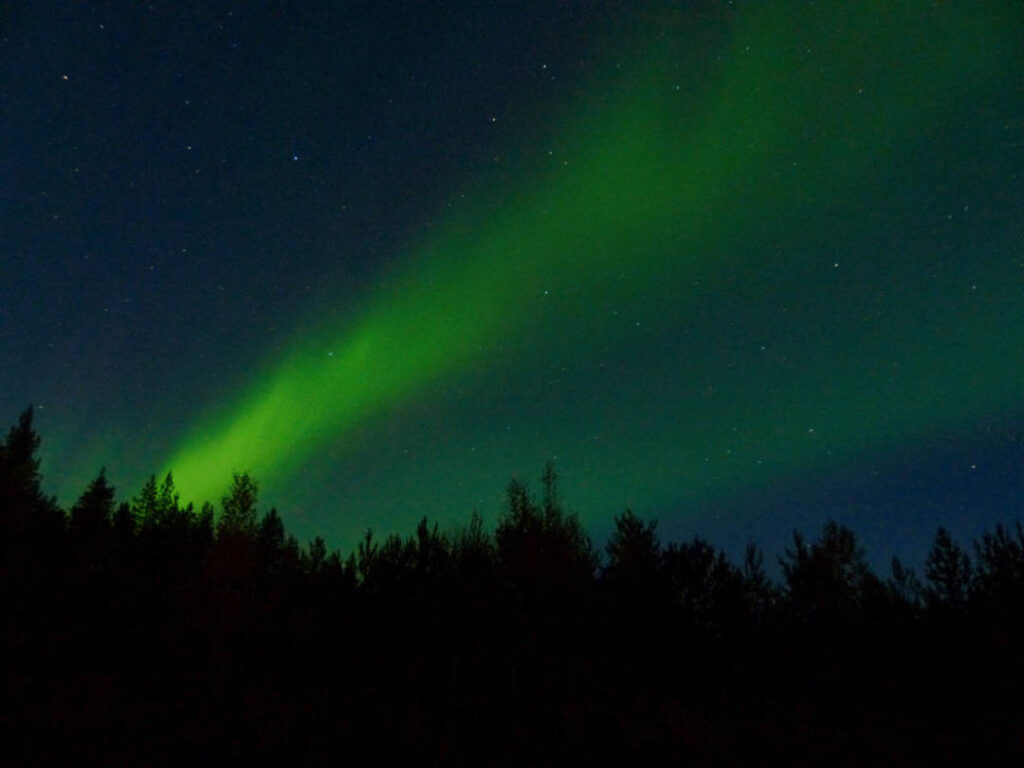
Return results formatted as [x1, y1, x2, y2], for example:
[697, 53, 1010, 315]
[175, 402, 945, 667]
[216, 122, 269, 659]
[217, 472, 258, 539]
[923, 527, 971, 611]
[68, 468, 115, 543]
[780, 521, 875, 628]
[0, 407, 60, 533]
[604, 509, 661, 587]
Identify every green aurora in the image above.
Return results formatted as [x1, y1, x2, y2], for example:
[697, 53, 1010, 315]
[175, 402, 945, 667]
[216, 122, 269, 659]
[161, 1, 1022, 540]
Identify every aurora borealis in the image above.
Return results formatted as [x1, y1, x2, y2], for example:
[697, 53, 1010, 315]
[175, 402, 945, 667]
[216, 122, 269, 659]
[3, 1, 1021, 565]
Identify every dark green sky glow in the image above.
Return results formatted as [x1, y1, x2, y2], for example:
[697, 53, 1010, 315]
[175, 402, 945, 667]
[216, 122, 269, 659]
[6, 1, 1021, 564]
[163, 2, 1021, 540]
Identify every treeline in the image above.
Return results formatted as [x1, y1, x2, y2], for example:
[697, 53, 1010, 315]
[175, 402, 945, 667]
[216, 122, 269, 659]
[2, 407, 1022, 765]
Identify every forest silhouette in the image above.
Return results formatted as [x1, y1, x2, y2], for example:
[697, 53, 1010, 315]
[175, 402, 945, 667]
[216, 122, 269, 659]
[2, 407, 1021, 765]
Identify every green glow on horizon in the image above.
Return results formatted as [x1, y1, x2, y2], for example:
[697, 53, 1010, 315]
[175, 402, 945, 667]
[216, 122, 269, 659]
[164, 1, 1019, 509]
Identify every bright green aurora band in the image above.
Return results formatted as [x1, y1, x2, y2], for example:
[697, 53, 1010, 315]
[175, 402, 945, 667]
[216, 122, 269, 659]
[165, 1, 1022, 537]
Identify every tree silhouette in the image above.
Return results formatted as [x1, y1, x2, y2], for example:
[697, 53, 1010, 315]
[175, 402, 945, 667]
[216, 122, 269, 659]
[540, 459, 560, 527]
[130, 474, 160, 528]
[884, 556, 924, 621]
[303, 535, 329, 574]
[923, 526, 972, 612]
[68, 468, 115, 542]
[780, 520, 876, 629]
[454, 509, 495, 580]
[217, 471, 259, 539]
[411, 516, 452, 587]
[258, 507, 285, 549]
[1, 407, 43, 509]
[973, 522, 1024, 600]
[156, 471, 182, 525]
[195, 501, 215, 546]
[972, 523, 1024, 646]
[0, 406, 64, 618]
[111, 500, 135, 547]
[3, 405, 1024, 765]
[603, 509, 661, 588]
[662, 536, 744, 639]
[496, 466, 596, 602]
[356, 527, 378, 585]
[0, 406, 61, 535]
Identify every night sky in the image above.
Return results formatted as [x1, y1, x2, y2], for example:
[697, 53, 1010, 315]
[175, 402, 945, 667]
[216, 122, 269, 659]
[3, 1, 1021, 569]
